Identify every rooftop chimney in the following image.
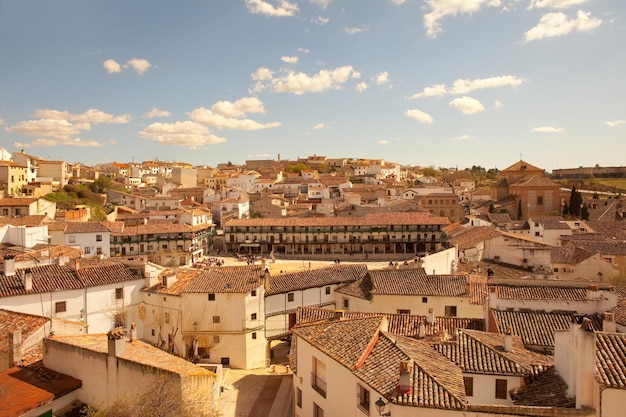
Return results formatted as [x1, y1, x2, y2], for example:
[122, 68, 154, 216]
[74, 259, 80, 271]
[396, 361, 413, 395]
[333, 310, 344, 321]
[23, 268, 33, 292]
[107, 327, 127, 357]
[504, 326, 513, 352]
[8, 330, 22, 368]
[3, 255, 16, 277]
[586, 284, 600, 300]
[465, 281, 471, 295]
[603, 312, 616, 333]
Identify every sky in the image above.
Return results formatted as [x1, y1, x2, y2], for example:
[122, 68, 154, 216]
[1, 0, 625, 172]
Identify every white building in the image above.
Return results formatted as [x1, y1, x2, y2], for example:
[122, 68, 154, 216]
[49, 221, 111, 258]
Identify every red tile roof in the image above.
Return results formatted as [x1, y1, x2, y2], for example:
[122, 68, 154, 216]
[225, 212, 450, 227]
[182, 265, 264, 294]
[265, 264, 368, 296]
[0, 365, 82, 417]
[595, 332, 626, 389]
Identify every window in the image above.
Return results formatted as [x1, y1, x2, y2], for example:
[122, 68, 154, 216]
[55, 301, 67, 314]
[251, 289, 257, 297]
[96, 234, 103, 241]
[463, 377, 474, 396]
[2, 209, 7, 215]
[213, 335, 220, 344]
[213, 316, 221, 324]
[444, 306, 457, 317]
[69, 235, 76, 244]
[296, 387, 302, 408]
[115, 288, 123, 299]
[343, 298, 349, 309]
[151, 329, 155, 336]
[164, 312, 170, 324]
[208, 293, 215, 301]
[251, 313, 257, 320]
[84, 246, 91, 254]
[311, 357, 327, 398]
[422, 297, 428, 303]
[252, 332, 257, 340]
[357, 384, 370, 413]
[495, 379, 508, 399]
[287, 292, 295, 302]
[313, 403, 324, 417]
[537, 196, 544, 205]
[325, 286, 331, 295]
[397, 309, 410, 315]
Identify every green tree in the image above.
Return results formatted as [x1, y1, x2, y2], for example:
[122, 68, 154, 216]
[488, 203, 495, 213]
[517, 200, 523, 220]
[569, 185, 583, 216]
[421, 166, 439, 178]
[581, 204, 590, 220]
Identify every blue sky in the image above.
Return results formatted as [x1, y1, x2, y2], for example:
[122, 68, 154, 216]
[1, 0, 624, 171]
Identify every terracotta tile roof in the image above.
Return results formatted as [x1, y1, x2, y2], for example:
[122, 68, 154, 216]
[182, 265, 263, 293]
[448, 226, 501, 251]
[568, 239, 626, 256]
[46, 334, 214, 377]
[490, 284, 592, 301]
[0, 262, 143, 297]
[296, 306, 484, 339]
[510, 367, 575, 408]
[292, 315, 467, 410]
[501, 160, 544, 173]
[0, 198, 38, 206]
[0, 365, 82, 417]
[528, 216, 571, 230]
[265, 264, 368, 296]
[511, 175, 559, 188]
[432, 329, 553, 377]
[613, 286, 626, 299]
[61, 221, 110, 233]
[498, 230, 552, 246]
[491, 309, 602, 350]
[0, 215, 49, 227]
[225, 212, 450, 227]
[551, 246, 595, 265]
[143, 269, 199, 296]
[595, 332, 626, 389]
[0, 309, 49, 353]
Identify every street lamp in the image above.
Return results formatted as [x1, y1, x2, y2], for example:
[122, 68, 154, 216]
[375, 397, 391, 416]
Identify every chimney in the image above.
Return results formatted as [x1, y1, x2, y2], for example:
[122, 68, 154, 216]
[426, 308, 434, 324]
[8, 330, 22, 368]
[74, 259, 80, 271]
[465, 281, 471, 295]
[23, 268, 33, 292]
[603, 312, 616, 333]
[333, 310, 344, 321]
[107, 327, 127, 357]
[418, 320, 426, 339]
[396, 361, 413, 395]
[58, 255, 69, 266]
[3, 255, 16, 277]
[504, 326, 513, 352]
[129, 322, 137, 342]
[586, 284, 600, 300]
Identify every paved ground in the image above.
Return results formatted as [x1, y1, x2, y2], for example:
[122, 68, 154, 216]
[219, 342, 293, 417]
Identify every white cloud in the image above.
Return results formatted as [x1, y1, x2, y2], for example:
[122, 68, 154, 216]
[298, 48, 310, 54]
[313, 123, 329, 130]
[606, 120, 626, 127]
[252, 65, 361, 95]
[378, 139, 389, 145]
[0, 118, 4, 125]
[451, 75, 525, 94]
[524, 10, 602, 42]
[423, 0, 502, 38]
[125, 58, 152, 75]
[245, 0, 298, 17]
[453, 134, 473, 140]
[529, 0, 590, 9]
[139, 121, 227, 149]
[14, 137, 104, 148]
[494, 100, 503, 108]
[281, 56, 298, 64]
[345, 26, 369, 35]
[6, 119, 83, 139]
[313, 16, 330, 25]
[411, 76, 524, 99]
[355, 82, 369, 92]
[143, 108, 171, 119]
[310, 0, 332, 8]
[532, 126, 564, 133]
[103, 59, 122, 74]
[33, 108, 131, 125]
[409, 84, 447, 99]
[375, 71, 390, 85]
[210, 97, 266, 117]
[190, 108, 280, 130]
[404, 109, 434, 124]
[449, 96, 485, 114]
[252, 67, 275, 81]
[390, 0, 406, 4]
